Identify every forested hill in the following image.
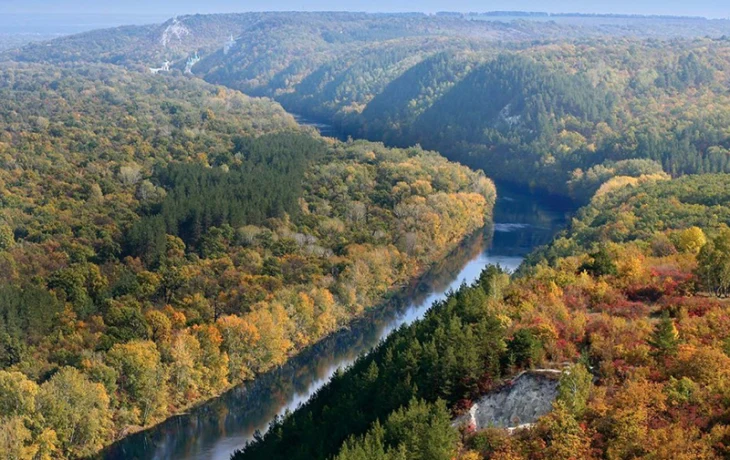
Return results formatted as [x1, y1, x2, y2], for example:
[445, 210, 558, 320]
[7, 12, 730, 201]
[235, 173, 730, 460]
[3, 13, 551, 71]
[234, 37, 730, 201]
[0, 62, 494, 458]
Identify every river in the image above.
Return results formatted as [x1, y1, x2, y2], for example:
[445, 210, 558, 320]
[97, 117, 571, 460]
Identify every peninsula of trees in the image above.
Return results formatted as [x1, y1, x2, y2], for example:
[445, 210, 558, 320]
[0, 63, 493, 458]
[4, 11, 730, 459]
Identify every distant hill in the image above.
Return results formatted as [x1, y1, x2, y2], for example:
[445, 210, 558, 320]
[7, 12, 730, 200]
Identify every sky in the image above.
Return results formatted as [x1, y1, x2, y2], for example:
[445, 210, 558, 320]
[1, 0, 728, 19]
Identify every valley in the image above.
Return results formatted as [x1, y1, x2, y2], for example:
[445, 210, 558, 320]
[98, 183, 569, 459]
[2, 9, 730, 460]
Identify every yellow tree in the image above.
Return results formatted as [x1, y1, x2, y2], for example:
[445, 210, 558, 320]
[36, 367, 112, 458]
[217, 314, 260, 382]
[193, 324, 229, 395]
[106, 341, 168, 425]
[168, 330, 204, 405]
[674, 226, 707, 254]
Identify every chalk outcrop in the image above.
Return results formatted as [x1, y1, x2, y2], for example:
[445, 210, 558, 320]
[455, 369, 561, 430]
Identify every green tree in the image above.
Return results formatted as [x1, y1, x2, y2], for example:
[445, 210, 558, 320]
[580, 246, 618, 277]
[505, 329, 543, 369]
[336, 399, 457, 460]
[556, 364, 592, 417]
[0, 224, 14, 251]
[649, 314, 680, 359]
[101, 299, 151, 346]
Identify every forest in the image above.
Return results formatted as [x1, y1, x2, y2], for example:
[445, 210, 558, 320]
[4, 9, 730, 460]
[236, 173, 730, 460]
[244, 38, 730, 202]
[8, 13, 730, 201]
[0, 63, 494, 458]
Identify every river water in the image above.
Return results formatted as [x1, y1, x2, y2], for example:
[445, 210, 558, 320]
[98, 118, 571, 460]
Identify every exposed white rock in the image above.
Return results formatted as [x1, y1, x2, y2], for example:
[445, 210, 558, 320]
[185, 52, 201, 74]
[224, 34, 237, 54]
[149, 60, 171, 74]
[161, 18, 191, 48]
[498, 103, 522, 127]
[454, 369, 561, 430]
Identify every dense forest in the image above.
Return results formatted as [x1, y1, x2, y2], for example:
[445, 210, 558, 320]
[9, 13, 730, 201]
[257, 39, 730, 201]
[236, 173, 730, 460]
[5, 10, 730, 460]
[0, 63, 494, 458]
[279, 38, 730, 201]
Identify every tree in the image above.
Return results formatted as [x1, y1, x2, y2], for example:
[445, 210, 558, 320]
[36, 367, 112, 458]
[216, 315, 259, 382]
[696, 227, 730, 297]
[106, 341, 167, 425]
[649, 314, 680, 359]
[0, 224, 14, 251]
[335, 399, 458, 460]
[580, 246, 617, 277]
[193, 324, 229, 395]
[383, 399, 458, 460]
[556, 364, 592, 417]
[533, 401, 591, 460]
[0, 333, 25, 369]
[0, 416, 36, 460]
[168, 331, 204, 404]
[505, 329, 543, 369]
[118, 163, 142, 186]
[0, 371, 38, 418]
[674, 226, 706, 254]
[100, 299, 151, 347]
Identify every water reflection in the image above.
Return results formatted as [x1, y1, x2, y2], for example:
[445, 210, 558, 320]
[98, 183, 569, 460]
[291, 113, 350, 141]
[97, 116, 571, 460]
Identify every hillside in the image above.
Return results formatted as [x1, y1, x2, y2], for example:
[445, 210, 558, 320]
[235, 173, 730, 460]
[0, 63, 494, 459]
[5, 11, 730, 459]
[8, 13, 730, 201]
[276, 39, 730, 200]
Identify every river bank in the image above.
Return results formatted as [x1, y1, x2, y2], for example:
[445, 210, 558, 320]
[98, 173, 569, 459]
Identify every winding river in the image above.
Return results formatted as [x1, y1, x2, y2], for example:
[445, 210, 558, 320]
[98, 117, 571, 460]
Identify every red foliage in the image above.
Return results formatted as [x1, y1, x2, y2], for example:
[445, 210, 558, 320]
[563, 285, 590, 311]
[453, 398, 474, 416]
[594, 297, 651, 319]
[658, 296, 722, 318]
[476, 372, 496, 394]
[650, 266, 697, 296]
[668, 405, 711, 430]
[554, 338, 579, 359]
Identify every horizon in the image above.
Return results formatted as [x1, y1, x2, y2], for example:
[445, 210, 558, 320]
[3, 9, 728, 20]
[2, 7, 728, 35]
[3, 0, 729, 21]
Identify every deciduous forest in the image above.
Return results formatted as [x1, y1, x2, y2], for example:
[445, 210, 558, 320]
[0, 63, 493, 458]
[236, 173, 730, 460]
[3, 9, 730, 460]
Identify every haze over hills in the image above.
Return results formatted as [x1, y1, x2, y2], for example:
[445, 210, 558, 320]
[4, 8, 730, 460]
[7, 11, 730, 200]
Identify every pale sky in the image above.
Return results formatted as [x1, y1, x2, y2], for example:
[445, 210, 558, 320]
[2, 0, 728, 19]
